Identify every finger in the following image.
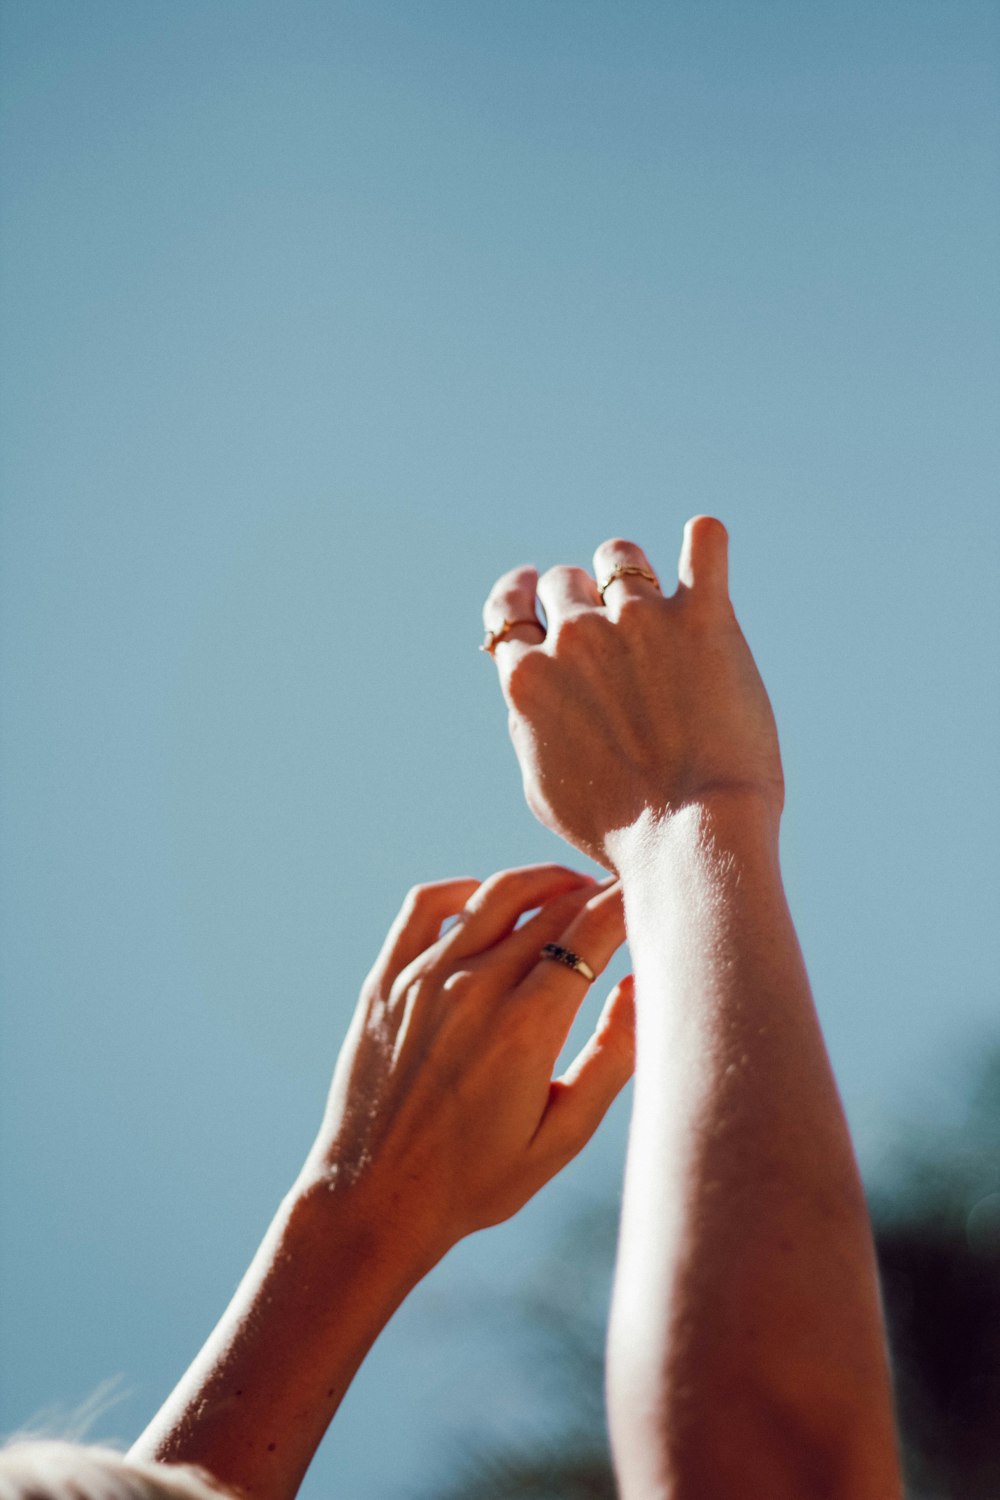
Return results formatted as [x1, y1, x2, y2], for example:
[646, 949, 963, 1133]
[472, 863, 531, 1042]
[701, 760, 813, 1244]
[482, 565, 546, 662]
[511, 882, 626, 1042]
[592, 537, 662, 618]
[532, 976, 636, 1167]
[440, 864, 597, 965]
[370, 877, 482, 991]
[464, 877, 611, 989]
[677, 515, 729, 605]
[536, 564, 601, 631]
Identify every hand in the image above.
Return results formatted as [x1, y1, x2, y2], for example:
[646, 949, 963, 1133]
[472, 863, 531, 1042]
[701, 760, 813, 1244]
[132, 867, 631, 1500]
[304, 864, 634, 1260]
[482, 518, 784, 867]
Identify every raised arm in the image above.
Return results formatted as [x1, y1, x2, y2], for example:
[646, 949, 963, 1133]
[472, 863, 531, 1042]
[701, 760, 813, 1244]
[482, 518, 901, 1500]
[131, 865, 633, 1500]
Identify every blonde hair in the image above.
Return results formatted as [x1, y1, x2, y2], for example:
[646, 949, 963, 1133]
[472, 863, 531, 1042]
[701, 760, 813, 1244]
[0, 1442, 230, 1500]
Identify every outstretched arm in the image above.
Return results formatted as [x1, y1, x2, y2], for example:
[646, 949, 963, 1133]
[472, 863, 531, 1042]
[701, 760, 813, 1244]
[131, 866, 633, 1500]
[483, 519, 901, 1500]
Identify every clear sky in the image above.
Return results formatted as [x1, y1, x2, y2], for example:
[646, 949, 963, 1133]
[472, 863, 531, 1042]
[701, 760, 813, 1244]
[1, 2, 997, 1495]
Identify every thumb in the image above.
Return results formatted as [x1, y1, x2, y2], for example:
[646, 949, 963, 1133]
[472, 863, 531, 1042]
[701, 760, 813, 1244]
[532, 976, 636, 1169]
[678, 515, 729, 604]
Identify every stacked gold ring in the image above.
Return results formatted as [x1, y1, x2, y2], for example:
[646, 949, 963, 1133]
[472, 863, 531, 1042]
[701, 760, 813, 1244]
[480, 617, 542, 655]
[597, 563, 660, 604]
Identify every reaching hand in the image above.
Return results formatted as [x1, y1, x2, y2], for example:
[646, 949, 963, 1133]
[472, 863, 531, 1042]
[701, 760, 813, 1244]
[482, 518, 784, 867]
[133, 866, 632, 1500]
[305, 864, 634, 1259]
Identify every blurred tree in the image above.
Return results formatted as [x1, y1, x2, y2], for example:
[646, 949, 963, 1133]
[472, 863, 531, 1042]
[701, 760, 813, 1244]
[873, 1048, 1000, 1499]
[421, 1204, 617, 1500]
[422, 1047, 1000, 1500]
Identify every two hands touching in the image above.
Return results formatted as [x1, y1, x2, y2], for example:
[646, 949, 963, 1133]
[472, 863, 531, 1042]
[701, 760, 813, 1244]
[134, 867, 633, 1500]
[304, 520, 754, 1271]
[133, 519, 902, 1500]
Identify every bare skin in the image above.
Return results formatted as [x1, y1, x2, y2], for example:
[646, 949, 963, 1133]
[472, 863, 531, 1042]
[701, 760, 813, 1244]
[483, 518, 901, 1500]
[131, 865, 634, 1500]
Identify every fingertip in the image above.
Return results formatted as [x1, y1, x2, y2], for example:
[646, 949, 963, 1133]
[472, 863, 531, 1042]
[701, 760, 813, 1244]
[581, 879, 626, 934]
[678, 514, 730, 598]
[687, 513, 728, 542]
[538, 985, 635, 1163]
[482, 564, 541, 630]
[593, 534, 636, 567]
[600, 973, 636, 1035]
[501, 562, 540, 585]
[507, 563, 540, 595]
[532, 861, 598, 886]
[597, 983, 636, 1074]
[467, 863, 595, 917]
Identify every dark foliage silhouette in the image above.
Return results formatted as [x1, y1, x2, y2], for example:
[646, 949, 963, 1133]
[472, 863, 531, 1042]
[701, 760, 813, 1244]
[873, 1049, 1000, 1499]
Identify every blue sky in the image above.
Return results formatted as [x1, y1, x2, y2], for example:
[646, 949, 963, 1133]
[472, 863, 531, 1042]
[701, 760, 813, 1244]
[1, 3, 998, 1495]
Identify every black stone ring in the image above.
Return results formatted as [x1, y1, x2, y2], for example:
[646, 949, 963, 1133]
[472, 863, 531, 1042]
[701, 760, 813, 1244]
[540, 943, 596, 982]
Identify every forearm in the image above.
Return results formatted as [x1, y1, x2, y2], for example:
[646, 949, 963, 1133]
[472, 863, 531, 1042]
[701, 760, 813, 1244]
[606, 798, 900, 1500]
[130, 1172, 442, 1500]
[130, 866, 633, 1500]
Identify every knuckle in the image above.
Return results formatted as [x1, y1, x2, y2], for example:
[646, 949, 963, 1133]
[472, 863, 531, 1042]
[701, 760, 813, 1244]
[475, 867, 520, 904]
[615, 594, 655, 626]
[539, 562, 586, 590]
[389, 963, 440, 1014]
[596, 535, 641, 565]
[504, 649, 546, 710]
[388, 966, 417, 1010]
[440, 967, 479, 1001]
[402, 883, 432, 916]
[460, 870, 501, 913]
[547, 607, 602, 652]
[584, 903, 623, 944]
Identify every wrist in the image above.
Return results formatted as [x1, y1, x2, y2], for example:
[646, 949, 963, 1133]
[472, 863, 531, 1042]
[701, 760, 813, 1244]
[134, 1165, 447, 1493]
[288, 1164, 451, 1293]
[607, 791, 782, 886]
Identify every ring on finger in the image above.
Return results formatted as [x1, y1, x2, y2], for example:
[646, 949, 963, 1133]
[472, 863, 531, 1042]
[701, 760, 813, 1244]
[597, 564, 660, 604]
[480, 617, 543, 655]
[540, 942, 596, 982]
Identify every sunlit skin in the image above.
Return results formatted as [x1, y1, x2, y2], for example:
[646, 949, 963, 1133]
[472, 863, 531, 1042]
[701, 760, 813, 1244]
[131, 516, 901, 1500]
[482, 517, 902, 1500]
[131, 865, 635, 1500]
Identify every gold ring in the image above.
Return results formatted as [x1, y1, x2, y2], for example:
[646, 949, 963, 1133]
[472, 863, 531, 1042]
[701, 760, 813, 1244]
[480, 617, 542, 655]
[598, 563, 660, 604]
[540, 943, 596, 982]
